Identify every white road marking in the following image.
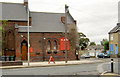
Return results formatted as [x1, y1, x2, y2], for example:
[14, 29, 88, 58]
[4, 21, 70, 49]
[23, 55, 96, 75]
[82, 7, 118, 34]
[97, 62, 110, 73]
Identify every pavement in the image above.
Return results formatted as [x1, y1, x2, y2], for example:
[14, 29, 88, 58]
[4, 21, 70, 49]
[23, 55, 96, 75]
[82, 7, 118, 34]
[1, 58, 120, 76]
[101, 72, 120, 77]
[0, 58, 113, 69]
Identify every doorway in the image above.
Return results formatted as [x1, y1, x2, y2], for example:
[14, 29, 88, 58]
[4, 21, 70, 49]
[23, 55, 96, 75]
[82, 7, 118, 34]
[115, 44, 118, 54]
[21, 40, 28, 60]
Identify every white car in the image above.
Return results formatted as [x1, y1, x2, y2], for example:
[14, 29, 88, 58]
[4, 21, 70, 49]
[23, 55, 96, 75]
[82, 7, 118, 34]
[80, 53, 90, 59]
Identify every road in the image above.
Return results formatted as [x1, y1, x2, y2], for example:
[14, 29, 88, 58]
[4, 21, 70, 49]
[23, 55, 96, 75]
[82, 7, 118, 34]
[2, 61, 118, 75]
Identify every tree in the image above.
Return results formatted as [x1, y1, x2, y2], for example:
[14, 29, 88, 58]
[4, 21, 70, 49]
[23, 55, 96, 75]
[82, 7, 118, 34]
[104, 41, 109, 52]
[0, 20, 8, 56]
[90, 42, 96, 46]
[67, 24, 79, 52]
[78, 32, 90, 50]
[101, 39, 108, 46]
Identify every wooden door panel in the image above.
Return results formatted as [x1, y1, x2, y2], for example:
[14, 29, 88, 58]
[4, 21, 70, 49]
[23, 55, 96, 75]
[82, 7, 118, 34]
[22, 45, 27, 60]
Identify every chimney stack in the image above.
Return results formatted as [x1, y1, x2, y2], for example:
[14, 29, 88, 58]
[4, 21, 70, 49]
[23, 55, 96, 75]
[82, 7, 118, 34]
[61, 16, 65, 24]
[74, 20, 77, 25]
[24, 0, 28, 6]
[117, 23, 120, 26]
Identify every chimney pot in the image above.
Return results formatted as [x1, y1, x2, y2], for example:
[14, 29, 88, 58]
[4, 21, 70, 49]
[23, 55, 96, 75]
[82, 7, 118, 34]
[61, 16, 65, 24]
[74, 20, 77, 25]
[24, 0, 28, 6]
[117, 23, 120, 26]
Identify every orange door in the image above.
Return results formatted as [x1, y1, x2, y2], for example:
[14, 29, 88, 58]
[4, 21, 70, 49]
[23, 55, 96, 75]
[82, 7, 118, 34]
[22, 45, 28, 60]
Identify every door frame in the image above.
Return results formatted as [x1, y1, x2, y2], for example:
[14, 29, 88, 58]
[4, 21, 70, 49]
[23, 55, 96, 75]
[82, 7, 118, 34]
[21, 40, 28, 61]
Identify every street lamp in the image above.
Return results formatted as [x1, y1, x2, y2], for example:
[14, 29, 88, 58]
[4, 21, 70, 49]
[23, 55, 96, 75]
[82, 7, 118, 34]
[65, 4, 69, 63]
[26, 4, 30, 66]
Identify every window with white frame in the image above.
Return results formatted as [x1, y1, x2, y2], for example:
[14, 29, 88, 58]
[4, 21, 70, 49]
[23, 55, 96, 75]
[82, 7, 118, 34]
[47, 40, 51, 51]
[111, 34, 113, 41]
[53, 40, 57, 50]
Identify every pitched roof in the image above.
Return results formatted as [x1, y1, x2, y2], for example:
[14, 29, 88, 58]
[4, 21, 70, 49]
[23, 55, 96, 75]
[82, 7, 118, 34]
[108, 23, 120, 34]
[1, 2, 75, 32]
[0, 2, 27, 21]
[18, 12, 75, 32]
[87, 46, 104, 50]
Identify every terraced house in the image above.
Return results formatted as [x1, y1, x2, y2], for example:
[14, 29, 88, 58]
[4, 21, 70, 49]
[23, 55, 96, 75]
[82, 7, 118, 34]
[0, 0, 77, 61]
[108, 23, 120, 55]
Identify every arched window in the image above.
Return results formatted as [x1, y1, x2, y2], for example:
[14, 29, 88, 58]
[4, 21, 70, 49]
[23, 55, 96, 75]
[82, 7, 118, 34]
[53, 40, 57, 50]
[7, 30, 15, 50]
[47, 40, 51, 51]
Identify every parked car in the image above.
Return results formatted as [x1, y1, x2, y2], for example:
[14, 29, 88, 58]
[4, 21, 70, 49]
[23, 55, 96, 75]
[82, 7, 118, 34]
[97, 53, 110, 58]
[80, 53, 90, 59]
[97, 53, 104, 58]
[104, 54, 110, 58]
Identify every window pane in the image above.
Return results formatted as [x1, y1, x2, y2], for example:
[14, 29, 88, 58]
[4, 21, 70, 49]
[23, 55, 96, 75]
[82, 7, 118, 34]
[53, 40, 57, 50]
[111, 34, 113, 40]
[47, 40, 51, 50]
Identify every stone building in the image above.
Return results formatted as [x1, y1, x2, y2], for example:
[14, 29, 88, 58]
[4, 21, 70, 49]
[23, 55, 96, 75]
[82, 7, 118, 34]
[0, 0, 77, 61]
[108, 23, 120, 55]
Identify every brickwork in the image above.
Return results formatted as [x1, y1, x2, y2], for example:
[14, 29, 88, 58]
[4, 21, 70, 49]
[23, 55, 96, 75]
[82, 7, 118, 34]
[2, 20, 76, 61]
[1, 61, 23, 66]
[15, 32, 76, 61]
[109, 32, 120, 54]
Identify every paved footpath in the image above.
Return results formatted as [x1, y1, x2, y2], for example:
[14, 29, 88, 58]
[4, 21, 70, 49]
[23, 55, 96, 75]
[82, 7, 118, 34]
[0, 58, 114, 69]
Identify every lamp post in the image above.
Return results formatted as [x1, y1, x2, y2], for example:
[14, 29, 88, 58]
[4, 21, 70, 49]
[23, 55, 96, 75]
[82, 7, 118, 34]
[65, 4, 69, 63]
[27, 4, 30, 66]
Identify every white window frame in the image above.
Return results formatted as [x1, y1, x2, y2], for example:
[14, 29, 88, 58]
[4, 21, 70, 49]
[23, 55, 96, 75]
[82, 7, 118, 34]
[111, 34, 113, 41]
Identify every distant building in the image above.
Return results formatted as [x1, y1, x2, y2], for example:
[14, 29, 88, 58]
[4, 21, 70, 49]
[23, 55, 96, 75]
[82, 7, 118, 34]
[0, 0, 77, 61]
[86, 45, 104, 51]
[108, 23, 120, 55]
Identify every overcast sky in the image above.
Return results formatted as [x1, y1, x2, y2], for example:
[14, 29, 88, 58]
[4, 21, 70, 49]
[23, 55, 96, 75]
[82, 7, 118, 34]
[0, 0, 119, 44]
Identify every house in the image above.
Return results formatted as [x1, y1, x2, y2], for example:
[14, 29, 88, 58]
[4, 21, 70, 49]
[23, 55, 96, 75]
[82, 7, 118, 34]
[87, 45, 104, 51]
[0, 0, 77, 61]
[108, 23, 120, 55]
[86, 45, 104, 57]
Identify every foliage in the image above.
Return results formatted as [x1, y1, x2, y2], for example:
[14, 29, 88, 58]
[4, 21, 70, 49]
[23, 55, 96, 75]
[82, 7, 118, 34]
[0, 20, 7, 55]
[89, 42, 96, 46]
[78, 32, 90, 50]
[101, 39, 108, 46]
[104, 41, 109, 52]
[67, 24, 79, 52]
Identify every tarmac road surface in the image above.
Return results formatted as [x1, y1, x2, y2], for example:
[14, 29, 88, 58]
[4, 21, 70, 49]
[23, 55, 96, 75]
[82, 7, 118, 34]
[2, 62, 113, 75]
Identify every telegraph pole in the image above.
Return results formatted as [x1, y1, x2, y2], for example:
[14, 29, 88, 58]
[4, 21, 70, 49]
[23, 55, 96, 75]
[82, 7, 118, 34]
[27, 4, 30, 66]
[65, 4, 69, 63]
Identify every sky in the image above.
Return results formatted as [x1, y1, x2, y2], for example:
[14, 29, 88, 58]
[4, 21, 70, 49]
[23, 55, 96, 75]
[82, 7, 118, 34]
[0, 0, 119, 44]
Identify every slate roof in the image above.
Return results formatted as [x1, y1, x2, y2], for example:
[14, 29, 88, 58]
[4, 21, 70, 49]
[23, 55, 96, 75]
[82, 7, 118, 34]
[18, 12, 75, 32]
[109, 23, 120, 34]
[0, 2, 27, 21]
[19, 12, 64, 32]
[87, 46, 104, 50]
[1, 2, 75, 32]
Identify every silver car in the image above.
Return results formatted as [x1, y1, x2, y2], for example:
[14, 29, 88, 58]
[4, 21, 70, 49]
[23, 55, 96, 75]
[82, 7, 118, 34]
[80, 53, 90, 59]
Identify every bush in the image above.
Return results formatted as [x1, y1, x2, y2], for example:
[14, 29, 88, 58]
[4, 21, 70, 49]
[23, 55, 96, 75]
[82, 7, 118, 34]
[0, 51, 1, 56]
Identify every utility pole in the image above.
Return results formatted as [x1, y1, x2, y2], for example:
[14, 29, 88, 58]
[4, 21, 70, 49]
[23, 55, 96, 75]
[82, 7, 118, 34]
[65, 4, 69, 63]
[27, 4, 30, 66]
